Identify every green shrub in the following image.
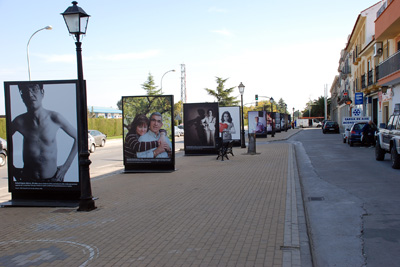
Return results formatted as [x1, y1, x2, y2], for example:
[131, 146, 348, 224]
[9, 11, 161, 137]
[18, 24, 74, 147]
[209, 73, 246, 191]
[0, 117, 122, 140]
[0, 118, 6, 139]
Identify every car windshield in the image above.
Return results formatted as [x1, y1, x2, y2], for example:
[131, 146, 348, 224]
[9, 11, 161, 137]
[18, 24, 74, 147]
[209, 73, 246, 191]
[326, 122, 336, 126]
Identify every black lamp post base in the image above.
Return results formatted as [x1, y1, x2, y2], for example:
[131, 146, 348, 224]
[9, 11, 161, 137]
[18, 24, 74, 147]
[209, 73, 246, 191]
[77, 198, 96, 211]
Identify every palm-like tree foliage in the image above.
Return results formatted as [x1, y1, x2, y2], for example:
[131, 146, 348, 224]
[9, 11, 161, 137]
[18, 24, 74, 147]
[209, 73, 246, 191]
[204, 77, 239, 106]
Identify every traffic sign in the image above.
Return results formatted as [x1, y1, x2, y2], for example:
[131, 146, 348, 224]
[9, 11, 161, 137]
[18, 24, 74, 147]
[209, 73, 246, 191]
[352, 108, 362, 117]
[342, 116, 370, 126]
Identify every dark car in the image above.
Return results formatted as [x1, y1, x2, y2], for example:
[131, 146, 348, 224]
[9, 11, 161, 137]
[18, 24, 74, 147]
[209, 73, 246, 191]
[347, 122, 367, 147]
[88, 130, 107, 147]
[322, 121, 340, 134]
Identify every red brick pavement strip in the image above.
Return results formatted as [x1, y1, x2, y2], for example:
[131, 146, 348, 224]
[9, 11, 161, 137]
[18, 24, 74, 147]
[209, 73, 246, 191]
[0, 129, 304, 267]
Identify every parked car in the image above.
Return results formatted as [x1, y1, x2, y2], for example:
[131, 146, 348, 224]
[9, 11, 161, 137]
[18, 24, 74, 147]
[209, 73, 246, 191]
[375, 103, 400, 169]
[88, 133, 96, 153]
[0, 137, 7, 167]
[322, 121, 340, 134]
[321, 120, 330, 132]
[347, 122, 367, 146]
[88, 130, 107, 147]
[343, 125, 352, 143]
[177, 125, 184, 135]
[174, 126, 184, 136]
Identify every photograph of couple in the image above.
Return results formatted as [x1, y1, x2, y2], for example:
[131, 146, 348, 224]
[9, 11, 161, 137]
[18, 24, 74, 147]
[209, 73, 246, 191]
[122, 95, 174, 171]
[124, 112, 172, 159]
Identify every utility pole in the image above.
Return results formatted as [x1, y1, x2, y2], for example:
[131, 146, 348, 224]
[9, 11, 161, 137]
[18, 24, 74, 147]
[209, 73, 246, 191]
[181, 64, 186, 104]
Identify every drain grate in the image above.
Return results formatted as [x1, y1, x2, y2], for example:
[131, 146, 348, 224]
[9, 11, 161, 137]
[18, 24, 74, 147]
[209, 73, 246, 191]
[308, 197, 325, 201]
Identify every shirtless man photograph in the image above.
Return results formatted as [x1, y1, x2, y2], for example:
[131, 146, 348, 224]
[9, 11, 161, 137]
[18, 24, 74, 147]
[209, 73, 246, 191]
[10, 83, 78, 182]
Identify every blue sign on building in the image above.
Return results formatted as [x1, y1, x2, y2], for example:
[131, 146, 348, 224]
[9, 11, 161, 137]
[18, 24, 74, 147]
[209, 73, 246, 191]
[355, 92, 363, 105]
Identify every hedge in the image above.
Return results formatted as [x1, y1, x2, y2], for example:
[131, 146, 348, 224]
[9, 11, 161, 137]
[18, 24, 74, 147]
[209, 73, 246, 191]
[0, 118, 122, 140]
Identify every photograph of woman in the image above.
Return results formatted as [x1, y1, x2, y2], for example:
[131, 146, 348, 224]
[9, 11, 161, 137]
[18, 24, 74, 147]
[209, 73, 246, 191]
[201, 109, 216, 146]
[124, 114, 168, 158]
[219, 111, 236, 140]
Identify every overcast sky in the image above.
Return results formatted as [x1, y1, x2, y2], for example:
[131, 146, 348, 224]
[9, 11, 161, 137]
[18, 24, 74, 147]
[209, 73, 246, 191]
[0, 0, 381, 115]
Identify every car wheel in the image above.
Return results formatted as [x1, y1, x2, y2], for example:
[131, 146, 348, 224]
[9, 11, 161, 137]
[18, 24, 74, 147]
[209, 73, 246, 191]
[323, 130, 326, 134]
[375, 140, 385, 161]
[349, 140, 353, 147]
[0, 153, 6, 167]
[90, 143, 96, 153]
[391, 146, 400, 169]
[100, 139, 106, 147]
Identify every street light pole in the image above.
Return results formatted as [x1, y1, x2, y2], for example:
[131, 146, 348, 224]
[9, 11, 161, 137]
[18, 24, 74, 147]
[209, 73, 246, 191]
[27, 26, 52, 80]
[62, 1, 96, 211]
[270, 97, 275, 137]
[292, 107, 295, 128]
[238, 82, 246, 148]
[160, 69, 175, 94]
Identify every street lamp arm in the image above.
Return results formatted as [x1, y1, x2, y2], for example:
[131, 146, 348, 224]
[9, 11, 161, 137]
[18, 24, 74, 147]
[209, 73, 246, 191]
[160, 69, 175, 93]
[27, 25, 52, 80]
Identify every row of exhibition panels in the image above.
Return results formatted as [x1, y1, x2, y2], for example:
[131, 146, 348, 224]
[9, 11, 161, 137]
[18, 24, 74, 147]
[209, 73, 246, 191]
[2, 80, 290, 203]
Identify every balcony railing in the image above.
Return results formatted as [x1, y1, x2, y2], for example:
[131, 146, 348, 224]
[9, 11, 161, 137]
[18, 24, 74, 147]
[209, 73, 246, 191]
[379, 50, 400, 79]
[368, 69, 374, 86]
[376, 65, 380, 82]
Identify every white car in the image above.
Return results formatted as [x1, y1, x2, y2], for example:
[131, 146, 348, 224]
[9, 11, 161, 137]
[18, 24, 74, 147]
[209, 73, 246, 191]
[343, 125, 352, 143]
[88, 134, 96, 153]
[174, 126, 184, 136]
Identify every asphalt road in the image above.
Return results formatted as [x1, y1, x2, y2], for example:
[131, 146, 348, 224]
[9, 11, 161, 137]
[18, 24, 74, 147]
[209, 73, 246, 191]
[291, 128, 400, 267]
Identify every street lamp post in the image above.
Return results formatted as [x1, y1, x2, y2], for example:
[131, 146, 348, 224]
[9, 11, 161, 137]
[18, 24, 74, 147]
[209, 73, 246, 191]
[292, 107, 295, 128]
[27, 25, 52, 80]
[284, 103, 288, 131]
[270, 97, 275, 137]
[238, 82, 246, 148]
[62, 1, 96, 211]
[160, 69, 175, 94]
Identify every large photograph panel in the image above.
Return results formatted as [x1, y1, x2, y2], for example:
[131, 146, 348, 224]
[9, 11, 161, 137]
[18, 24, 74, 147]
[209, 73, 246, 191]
[248, 111, 267, 137]
[219, 106, 240, 145]
[184, 103, 219, 154]
[5, 81, 80, 193]
[122, 95, 174, 172]
[275, 113, 281, 132]
[266, 112, 275, 134]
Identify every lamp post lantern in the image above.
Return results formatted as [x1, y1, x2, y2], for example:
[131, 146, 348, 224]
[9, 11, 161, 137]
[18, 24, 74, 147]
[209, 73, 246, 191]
[160, 69, 175, 94]
[62, 1, 96, 211]
[27, 25, 52, 81]
[238, 82, 246, 148]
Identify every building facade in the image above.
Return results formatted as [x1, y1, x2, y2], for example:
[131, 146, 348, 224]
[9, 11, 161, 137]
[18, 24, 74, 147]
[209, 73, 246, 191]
[374, 0, 400, 125]
[88, 106, 122, 119]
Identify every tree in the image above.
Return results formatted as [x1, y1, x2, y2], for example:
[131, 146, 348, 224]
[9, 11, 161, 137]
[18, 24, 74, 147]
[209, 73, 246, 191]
[301, 96, 329, 117]
[204, 77, 239, 106]
[277, 98, 288, 114]
[116, 99, 122, 110]
[174, 100, 183, 124]
[142, 73, 161, 95]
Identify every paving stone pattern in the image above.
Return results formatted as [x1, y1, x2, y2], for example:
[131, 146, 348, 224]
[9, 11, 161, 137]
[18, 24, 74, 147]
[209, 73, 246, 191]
[0, 131, 303, 267]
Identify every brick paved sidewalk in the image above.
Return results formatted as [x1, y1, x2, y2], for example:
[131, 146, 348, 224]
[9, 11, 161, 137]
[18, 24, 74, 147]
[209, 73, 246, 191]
[0, 129, 306, 267]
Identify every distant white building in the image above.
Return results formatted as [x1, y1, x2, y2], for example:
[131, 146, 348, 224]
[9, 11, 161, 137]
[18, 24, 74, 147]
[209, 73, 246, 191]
[89, 106, 122, 119]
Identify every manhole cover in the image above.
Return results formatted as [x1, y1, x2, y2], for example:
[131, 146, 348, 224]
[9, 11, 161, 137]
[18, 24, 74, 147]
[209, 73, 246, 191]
[308, 197, 325, 201]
